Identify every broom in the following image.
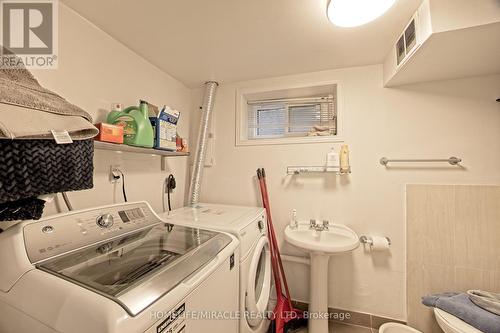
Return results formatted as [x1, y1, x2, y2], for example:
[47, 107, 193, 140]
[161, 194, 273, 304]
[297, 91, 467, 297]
[256, 168, 304, 333]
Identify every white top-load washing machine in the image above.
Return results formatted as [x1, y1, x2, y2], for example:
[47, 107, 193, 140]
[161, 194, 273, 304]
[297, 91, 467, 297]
[0, 202, 239, 333]
[162, 203, 272, 333]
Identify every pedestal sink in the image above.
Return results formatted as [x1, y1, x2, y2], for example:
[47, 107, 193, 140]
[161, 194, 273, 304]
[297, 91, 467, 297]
[284, 221, 359, 333]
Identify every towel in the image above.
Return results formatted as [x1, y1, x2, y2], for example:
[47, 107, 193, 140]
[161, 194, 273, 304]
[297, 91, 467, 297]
[422, 293, 500, 333]
[422, 292, 460, 307]
[0, 46, 98, 140]
[468, 290, 500, 316]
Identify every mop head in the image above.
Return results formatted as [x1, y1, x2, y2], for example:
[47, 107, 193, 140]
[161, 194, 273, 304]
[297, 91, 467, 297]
[268, 318, 308, 333]
[267, 297, 306, 333]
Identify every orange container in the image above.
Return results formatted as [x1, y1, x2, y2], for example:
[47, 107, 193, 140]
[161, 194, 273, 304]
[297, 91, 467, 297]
[95, 123, 124, 144]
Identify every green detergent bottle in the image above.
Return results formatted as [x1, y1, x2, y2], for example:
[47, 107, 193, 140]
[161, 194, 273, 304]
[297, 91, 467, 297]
[107, 100, 154, 148]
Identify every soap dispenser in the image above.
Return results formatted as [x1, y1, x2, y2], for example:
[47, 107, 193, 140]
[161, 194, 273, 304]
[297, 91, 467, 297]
[290, 209, 298, 229]
[326, 147, 340, 170]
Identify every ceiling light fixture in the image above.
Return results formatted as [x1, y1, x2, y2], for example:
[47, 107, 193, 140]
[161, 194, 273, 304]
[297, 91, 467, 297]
[327, 0, 396, 27]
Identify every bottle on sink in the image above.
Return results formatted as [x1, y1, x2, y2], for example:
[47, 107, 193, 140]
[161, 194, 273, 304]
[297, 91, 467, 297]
[289, 209, 298, 229]
[326, 147, 340, 171]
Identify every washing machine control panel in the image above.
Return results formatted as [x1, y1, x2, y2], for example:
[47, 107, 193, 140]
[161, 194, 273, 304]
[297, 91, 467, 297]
[237, 214, 267, 257]
[24, 202, 161, 263]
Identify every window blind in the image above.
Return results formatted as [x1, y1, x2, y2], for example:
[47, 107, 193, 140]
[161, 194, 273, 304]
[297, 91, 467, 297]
[247, 95, 336, 139]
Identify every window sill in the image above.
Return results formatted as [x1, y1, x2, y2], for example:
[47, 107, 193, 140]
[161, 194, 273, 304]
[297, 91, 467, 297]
[236, 136, 344, 147]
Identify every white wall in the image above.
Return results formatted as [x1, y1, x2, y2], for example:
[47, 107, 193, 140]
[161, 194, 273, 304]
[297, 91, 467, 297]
[194, 65, 500, 320]
[31, 3, 194, 216]
[429, 0, 500, 32]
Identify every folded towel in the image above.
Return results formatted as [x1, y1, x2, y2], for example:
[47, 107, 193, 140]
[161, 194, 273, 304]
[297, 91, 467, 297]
[422, 292, 459, 307]
[468, 290, 500, 316]
[422, 293, 500, 333]
[0, 46, 98, 140]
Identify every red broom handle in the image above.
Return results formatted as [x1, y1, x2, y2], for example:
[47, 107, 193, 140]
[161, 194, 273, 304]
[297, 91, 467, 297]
[266, 200, 293, 311]
[257, 174, 283, 297]
[260, 169, 294, 310]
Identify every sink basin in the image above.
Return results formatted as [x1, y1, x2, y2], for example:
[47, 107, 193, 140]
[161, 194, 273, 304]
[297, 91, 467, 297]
[284, 222, 359, 333]
[284, 223, 359, 254]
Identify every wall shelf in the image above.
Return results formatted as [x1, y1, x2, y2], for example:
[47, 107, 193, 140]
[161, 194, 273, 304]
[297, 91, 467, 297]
[286, 166, 351, 175]
[94, 141, 189, 157]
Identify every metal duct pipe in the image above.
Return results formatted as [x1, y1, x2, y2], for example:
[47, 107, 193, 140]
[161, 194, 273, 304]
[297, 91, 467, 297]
[188, 81, 218, 206]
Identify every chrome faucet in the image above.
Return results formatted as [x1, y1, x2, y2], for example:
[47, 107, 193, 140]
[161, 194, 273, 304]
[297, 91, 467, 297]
[321, 220, 329, 231]
[309, 219, 330, 231]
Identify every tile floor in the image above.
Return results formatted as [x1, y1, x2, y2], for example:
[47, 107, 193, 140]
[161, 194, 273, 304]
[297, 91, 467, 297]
[294, 321, 378, 333]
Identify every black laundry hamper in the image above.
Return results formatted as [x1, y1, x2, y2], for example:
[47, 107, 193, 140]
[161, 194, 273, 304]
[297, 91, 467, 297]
[0, 139, 94, 220]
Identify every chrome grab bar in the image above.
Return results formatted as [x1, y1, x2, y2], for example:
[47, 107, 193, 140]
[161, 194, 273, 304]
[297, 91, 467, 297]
[380, 156, 462, 166]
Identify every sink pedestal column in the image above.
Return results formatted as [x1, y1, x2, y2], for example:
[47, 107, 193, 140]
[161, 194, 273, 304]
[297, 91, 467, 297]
[308, 252, 330, 333]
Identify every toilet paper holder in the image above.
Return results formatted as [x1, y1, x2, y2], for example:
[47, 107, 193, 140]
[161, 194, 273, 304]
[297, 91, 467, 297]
[359, 235, 391, 246]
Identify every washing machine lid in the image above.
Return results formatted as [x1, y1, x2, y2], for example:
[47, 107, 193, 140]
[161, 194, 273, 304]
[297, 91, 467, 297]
[27, 202, 232, 316]
[167, 203, 264, 229]
[38, 223, 231, 316]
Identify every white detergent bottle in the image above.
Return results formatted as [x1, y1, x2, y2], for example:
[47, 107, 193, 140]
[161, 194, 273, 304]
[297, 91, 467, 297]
[290, 209, 298, 229]
[326, 147, 340, 170]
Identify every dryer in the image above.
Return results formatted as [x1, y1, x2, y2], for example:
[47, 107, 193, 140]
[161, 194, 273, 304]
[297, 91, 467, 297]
[163, 203, 272, 333]
[0, 202, 239, 333]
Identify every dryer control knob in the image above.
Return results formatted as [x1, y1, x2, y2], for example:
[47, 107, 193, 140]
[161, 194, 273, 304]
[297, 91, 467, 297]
[96, 214, 114, 228]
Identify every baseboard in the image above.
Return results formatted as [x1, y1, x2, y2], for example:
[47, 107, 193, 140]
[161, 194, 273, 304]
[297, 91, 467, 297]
[291, 300, 406, 330]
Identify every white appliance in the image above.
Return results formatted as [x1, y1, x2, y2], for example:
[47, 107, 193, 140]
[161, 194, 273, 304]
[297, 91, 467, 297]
[0, 201, 239, 333]
[377, 309, 483, 333]
[434, 308, 483, 333]
[162, 203, 272, 333]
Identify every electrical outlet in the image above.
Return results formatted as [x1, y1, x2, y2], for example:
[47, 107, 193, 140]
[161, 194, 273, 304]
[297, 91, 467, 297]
[109, 165, 122, 183]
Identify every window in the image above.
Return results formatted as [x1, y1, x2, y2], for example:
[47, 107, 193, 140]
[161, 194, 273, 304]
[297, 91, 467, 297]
[248, 96, 335, 139]
[254, 105, 286, 137]
[236, 82, 341, 145]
